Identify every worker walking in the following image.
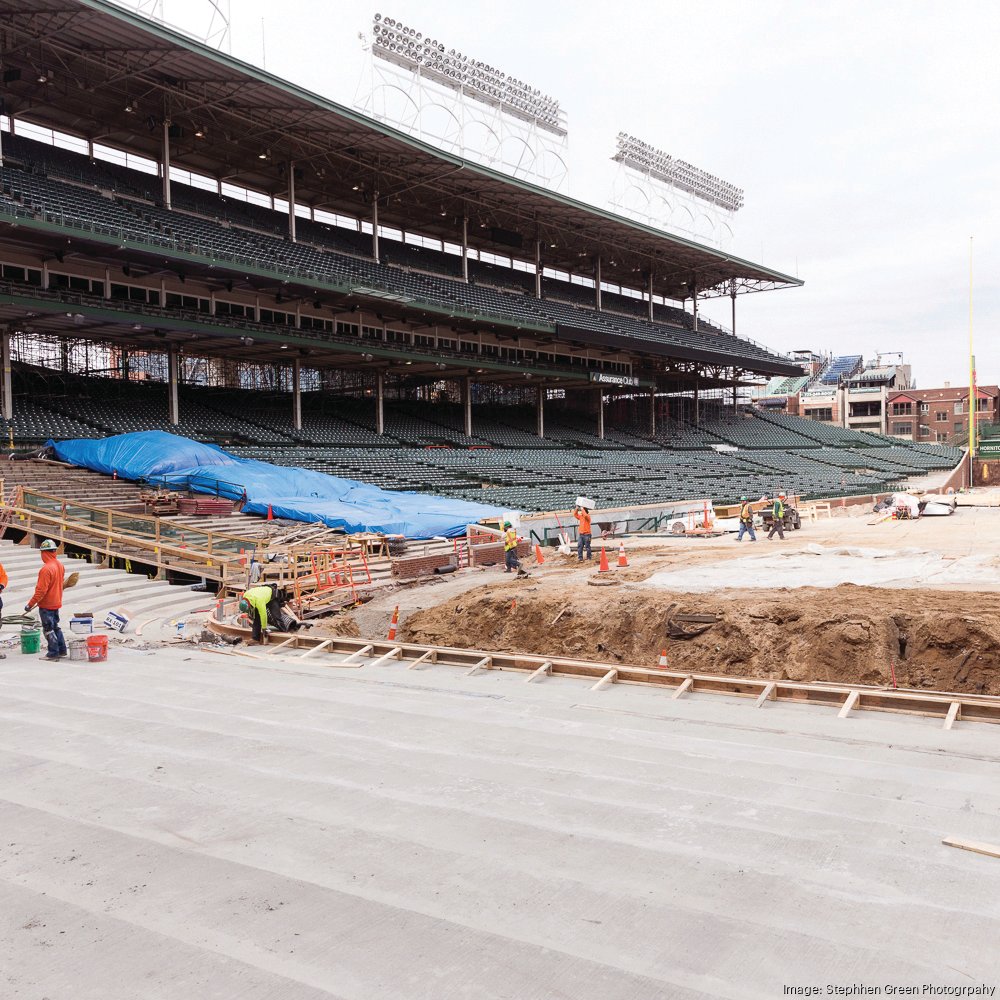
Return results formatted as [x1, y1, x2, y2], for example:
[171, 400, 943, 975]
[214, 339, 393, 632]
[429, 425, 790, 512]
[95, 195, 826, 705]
[767, 493, 787, 540]
[239, 584, 285, 643]
[572, 505, 593, 561]
[24, 539, 67, 661]
[502, 521, 521, 573]
[735, 496, 757, 542]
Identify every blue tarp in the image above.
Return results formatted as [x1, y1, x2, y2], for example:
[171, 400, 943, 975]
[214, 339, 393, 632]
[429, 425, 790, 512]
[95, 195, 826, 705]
[49, 431, 506, 538]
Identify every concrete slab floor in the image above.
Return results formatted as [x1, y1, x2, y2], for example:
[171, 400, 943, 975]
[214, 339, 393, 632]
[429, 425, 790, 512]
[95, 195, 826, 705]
[1, 646, 998, 999]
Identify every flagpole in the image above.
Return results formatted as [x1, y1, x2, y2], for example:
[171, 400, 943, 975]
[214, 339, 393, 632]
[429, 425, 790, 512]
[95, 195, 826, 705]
[968, 236, 975, 486]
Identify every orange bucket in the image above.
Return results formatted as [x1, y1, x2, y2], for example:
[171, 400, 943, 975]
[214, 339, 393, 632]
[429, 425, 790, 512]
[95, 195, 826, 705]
[86, 635, 108, 662]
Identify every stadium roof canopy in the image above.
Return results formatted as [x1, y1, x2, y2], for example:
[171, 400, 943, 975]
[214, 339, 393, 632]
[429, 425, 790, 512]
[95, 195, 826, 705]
[1, 0, 802, 305]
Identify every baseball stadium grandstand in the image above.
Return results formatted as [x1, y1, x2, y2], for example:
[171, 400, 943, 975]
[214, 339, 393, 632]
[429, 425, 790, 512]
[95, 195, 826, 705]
[0, 0, 961, 514]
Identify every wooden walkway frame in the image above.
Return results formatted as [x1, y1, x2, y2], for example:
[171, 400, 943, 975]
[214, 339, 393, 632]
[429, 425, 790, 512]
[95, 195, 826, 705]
[208, 623, 1000, 729]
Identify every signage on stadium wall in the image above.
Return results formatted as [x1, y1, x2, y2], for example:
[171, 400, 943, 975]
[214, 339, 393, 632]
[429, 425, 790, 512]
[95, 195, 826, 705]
[977, 439, 1000, 456]
[590, 372, 640, 387]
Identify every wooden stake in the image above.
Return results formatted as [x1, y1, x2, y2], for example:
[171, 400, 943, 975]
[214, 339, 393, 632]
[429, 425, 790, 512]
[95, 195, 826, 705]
[671, 676, 694, 699]
[838, 690, 861, 718]
[754, 682, 776, 708]
[590, 668, 618, 692]
[942, 836, 1000, 860]
[526, 661, 553, 683]
[944, 701, 961, 730]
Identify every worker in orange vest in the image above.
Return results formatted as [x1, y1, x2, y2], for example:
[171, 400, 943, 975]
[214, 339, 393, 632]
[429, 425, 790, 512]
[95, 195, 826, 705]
[572, 505, 593, 561]
[25, 539, 67, 660]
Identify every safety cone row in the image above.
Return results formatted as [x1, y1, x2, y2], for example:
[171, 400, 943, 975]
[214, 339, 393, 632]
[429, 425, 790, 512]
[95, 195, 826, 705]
[535, 544, 545, 564]
[617, 540, 629, 567]
[598, 545, 611, 573]
[386, 605, 399, 641]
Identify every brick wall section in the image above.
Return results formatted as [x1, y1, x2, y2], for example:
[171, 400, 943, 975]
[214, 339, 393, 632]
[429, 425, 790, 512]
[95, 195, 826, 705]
[470, 540, 531, 567]
[391, 553, 456, 579]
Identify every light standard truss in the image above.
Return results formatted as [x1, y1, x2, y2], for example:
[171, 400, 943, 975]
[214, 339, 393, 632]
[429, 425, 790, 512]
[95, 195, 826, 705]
[356, 14, 569, 190]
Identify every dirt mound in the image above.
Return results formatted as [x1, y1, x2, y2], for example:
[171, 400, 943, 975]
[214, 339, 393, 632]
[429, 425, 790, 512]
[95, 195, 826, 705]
[400, 581, 1000, 696]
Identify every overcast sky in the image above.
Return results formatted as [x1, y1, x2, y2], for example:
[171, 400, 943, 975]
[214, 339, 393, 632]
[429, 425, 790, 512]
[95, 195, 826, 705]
[148, 0, 998, 388]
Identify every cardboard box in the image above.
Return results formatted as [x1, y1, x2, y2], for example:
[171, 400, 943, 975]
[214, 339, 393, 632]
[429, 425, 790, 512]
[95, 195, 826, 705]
[103, 608, 131, 633]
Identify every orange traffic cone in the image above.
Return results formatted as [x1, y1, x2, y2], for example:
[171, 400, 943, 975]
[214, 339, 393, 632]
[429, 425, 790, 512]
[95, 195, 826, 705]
[657, 649, 668, 670]
[510, 599, 517, 614]
[617, 540, 628, 567]
[266, 504, 274, 521]
[534, 544, 545, 564]
[387, 605, 399, 641]
[598, 545, 610, 573]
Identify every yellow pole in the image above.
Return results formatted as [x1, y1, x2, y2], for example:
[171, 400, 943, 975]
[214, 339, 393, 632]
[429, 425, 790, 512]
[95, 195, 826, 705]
[968, 237, 975, 485]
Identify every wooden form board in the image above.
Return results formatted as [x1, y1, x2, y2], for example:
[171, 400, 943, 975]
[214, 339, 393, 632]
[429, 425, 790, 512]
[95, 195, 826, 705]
[207, 622, 1000, 728]
[942, 837, 1000, 860]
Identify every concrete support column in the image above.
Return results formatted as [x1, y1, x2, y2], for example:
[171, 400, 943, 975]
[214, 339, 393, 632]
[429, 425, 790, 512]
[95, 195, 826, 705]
[462, 375, 473, 437]
[292, 358, 302, 431]
[461, 214, 469, 283]
[597, 388, 604, 440]
[694, 372, 700, 427]
[692, 282, 699, 333]
[375, 372, 384, 436]
[594, 256, 602, 311]
[287, 160, 297, 242]
[537, 384, 545, 439]
[372, 191, 380, 263]
[733, 368, 738, 410]
[534, 240, 542, 299]
[648, 271, 654, 322]
[730, 283, 737, 336]
[650, 389, 656, 436]
[162, 119, 172, 210]
[1, 329, 12, 422]
[104, 267, 111, 299]
[167, 345, 179, 426]
[41, 261, 49, 290]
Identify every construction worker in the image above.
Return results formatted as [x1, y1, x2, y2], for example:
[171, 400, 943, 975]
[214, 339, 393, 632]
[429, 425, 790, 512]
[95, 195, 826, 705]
[767, 492, 787, 541]
[24, 539, 67, 661]
[239, 584, 284, 642]
[502, 521, 520, 573]
[0, 555, 7, 621]
[735, 496, 757, 542]
[572, 505, 593, 561]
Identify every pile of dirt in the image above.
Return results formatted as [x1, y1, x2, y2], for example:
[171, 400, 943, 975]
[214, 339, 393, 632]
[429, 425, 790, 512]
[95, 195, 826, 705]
[400, 581, 1000, 696]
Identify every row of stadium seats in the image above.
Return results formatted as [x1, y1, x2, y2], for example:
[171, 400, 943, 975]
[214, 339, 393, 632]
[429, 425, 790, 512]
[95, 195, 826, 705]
[0, 134, 789, 369]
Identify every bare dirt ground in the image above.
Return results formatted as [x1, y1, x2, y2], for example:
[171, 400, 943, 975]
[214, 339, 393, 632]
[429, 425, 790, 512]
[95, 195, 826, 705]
[339, 496, 1000, 697]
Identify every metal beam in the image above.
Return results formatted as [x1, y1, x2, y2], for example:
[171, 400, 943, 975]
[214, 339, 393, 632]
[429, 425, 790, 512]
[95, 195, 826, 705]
[291, 357, 302, 431]
[287, 159, 296, 242]
[167, 343, 179, 425]
[1, 329, 12, 423]
[162, 117, 171, 210]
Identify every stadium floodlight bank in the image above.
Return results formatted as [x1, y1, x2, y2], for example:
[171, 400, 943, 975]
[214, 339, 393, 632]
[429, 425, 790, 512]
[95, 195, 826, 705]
[613, 133, 745, 213]
[371, 14, 566, 135]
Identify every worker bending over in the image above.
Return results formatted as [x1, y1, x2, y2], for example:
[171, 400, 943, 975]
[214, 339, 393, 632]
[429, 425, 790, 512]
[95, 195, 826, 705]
[767, 493, 787, 540]
[572, 505, 593, 561]
[25, 539, 67, 660]
[240, 584, 286, 642]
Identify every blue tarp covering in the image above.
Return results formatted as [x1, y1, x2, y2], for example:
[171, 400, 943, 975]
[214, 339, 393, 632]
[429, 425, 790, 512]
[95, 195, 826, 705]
[49, 431, 506, 538]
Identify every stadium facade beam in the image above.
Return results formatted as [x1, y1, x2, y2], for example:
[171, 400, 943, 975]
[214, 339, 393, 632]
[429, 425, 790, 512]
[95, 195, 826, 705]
[375, 371, 384, 435]
[167, 343, 179, 425]
[594, 256, 602, 311]
[694, 369, 700, 426]
[537, 384, 545, 439]
[461, 214, 469, 283]
[162, 118, 172, 210]
[730, 280, 737, 335]
[534, 240, 542, 299]
[692, 281, 699, 333]
[287, 159, 296, 243]
[1, 329, 12, 423]
[463, 375, 472, 437]
[292, 357, 302, 430]
[372, 190, 380, 264]
[648, 270, 654, 322]
[650, 388, 656, 436]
